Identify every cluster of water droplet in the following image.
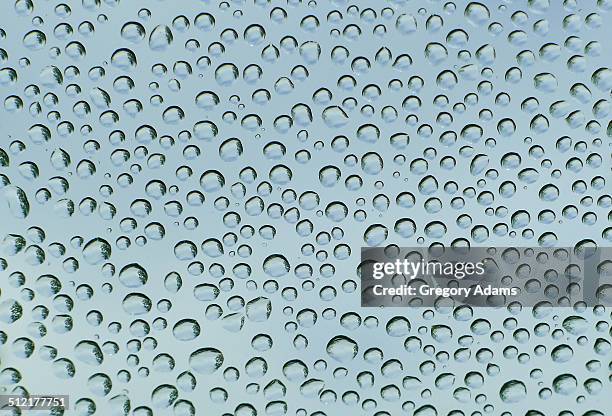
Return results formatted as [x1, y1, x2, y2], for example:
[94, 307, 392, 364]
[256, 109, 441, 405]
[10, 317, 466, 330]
[0, 0, 610, 415]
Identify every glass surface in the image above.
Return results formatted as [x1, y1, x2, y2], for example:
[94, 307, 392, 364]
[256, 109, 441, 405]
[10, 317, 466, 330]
[0, 1, 610, 415]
